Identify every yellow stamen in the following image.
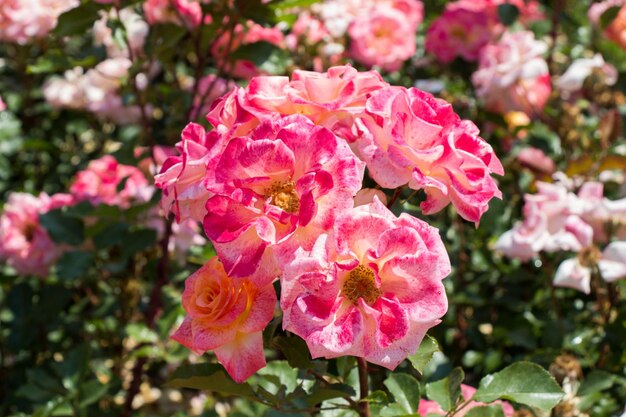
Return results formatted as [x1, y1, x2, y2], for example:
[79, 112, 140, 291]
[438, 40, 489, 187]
[342, 265, 381, 305]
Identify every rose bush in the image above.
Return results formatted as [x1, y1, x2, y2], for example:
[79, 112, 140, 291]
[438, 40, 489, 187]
[1, 1, 625, 417]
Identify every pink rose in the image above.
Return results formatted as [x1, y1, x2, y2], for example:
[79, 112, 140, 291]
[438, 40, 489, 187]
[425, 7, 492, 63]
[155, 123, 229, 222]
[239, 65, 388, 141]
[348, 6, 416, 71]
[202, 115, 365, 281]
[353, 86, 504, 223]
[0, 96, 5, 111]
[517, 147, 556, 174]
[171, 257, 277, 382]
[93, 8, 148, 59]
[212, 21, 285, 79]
[71, 155, 151, 208]
[0, 192, 74, 277]
[281, 197, 450, 369]
[496, 181, 601, 261]
[418, 384, 514, 416]
[472, 31, 551, 115]
[0, 0, 78, 44]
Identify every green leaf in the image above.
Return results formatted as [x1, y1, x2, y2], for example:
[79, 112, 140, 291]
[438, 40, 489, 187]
[39, 209, 84, 246]
[497, 4, 519, 26]
[425, 367, 464, 412]
[55, 251, 94, 281]
[383, 373, 420, 414]
[270, 0, 320, 10]
[305, 384, 356, 407]
[78, 379, 108, 407]
[408, 335, 440, 374]
[53, 2, 102, 37]
[165, 363, 257, 399]
[600, 6, 621, 29]
[231, 41, 282, 67]
[272, 335, 314, 369]
[257, 360, 298, 394]
[465, 405, 506, 417]
[121, 228, 158, 256]
[472, 362, 564, 410]
[93, 222, 129, 249]
[578, 370, 615, 396]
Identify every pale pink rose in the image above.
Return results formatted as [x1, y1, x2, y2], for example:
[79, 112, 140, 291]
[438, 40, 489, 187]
[0, 192, 74, 277]
[599, 241, 626, 282]
[205, 86, 261, 138]
[202, 115, 365, 281]
[425, 7, 493, 63]
[43, 58, 143, 123]
[171, 256, 277, 382]
[286, 12, 329, 49]
[496, 181, 601, 261]
[144, 0, 205, 28]
[93, 8, 149, 59]
[554, 242, 626, 293]
[0, 97, 5, 111]
[556, 54, 617, 92]
[418, 384, 514, 417]
[353, 86, 504, 223]
[155, 123, 229, 222]
[348, 6, 416, 72]
[0, 0, 78, 44]
[472, 31, 551, 115]
[281, 197, 450, 369]
[517, 147, 556, 174]
[212, 21, 285, 79]
[70, 155, 151, 208]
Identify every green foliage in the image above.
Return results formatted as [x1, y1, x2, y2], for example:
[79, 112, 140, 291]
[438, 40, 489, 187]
[473, 362, 564, 409]
[425, 367, 464, 412]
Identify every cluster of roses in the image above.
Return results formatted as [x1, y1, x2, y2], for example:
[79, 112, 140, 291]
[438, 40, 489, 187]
[0, 152, 204, 278]
[0, 0, 78, 44]
[496, 176, 626, 294]
[156, 65, 504, 382]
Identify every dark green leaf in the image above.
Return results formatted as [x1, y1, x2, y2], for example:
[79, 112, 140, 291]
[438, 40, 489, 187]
[39, 209, 84, 246]
[272, 335, 314, 369]
[472, 362, 564, 410]
[578, 370, 615, 396]
[231, 41, 282, 67]
[55, 251, 94, 280]
[497, 4, 519, 26]
[53, 2, 102, 37]
[465, 405, 506, 417]
[166, 364, 257, 399]
[600, 6, 621, 29]
[78, 379, 109, 407]
[305, 384, 356, 407]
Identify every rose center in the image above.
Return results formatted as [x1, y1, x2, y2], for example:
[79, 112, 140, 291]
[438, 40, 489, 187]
[342, 265, 381, 305]
[23, 223, 37, 242]
[265, 181, 300, 213]
[578, 245, 602, 267]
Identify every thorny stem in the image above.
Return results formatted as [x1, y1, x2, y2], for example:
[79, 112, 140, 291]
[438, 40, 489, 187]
[356, 357, 371, 417]
[386, 188, 402, 209]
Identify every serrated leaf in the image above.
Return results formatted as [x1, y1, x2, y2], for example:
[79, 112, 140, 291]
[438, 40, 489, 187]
[472, 362, 564, 410]
[425, 367, 464, 412]
[465, 405, 506, 417]
[383, 373, 420, 414]
[408, 335, 440, 374]
[165, 363, 256, 399]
